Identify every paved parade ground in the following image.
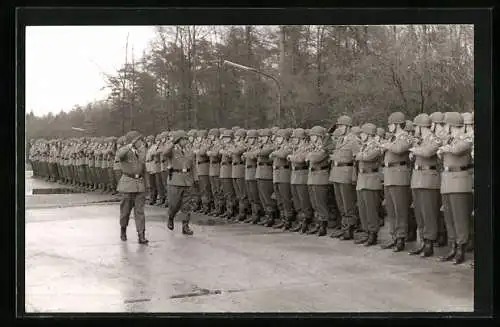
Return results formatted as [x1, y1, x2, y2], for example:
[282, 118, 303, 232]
[24, 171, 474, 313]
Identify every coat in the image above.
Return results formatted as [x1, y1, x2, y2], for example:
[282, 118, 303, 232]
[327, 133, 361, 184]
[307, 150, 330, 185]
[271, 144, 292, 184]
[256, 144, 274, 180]
[356, 139, 383, 191]
[440, 134, 473, 194]
[163, 144, 196, 187]
[411, 132, 441, 189]
[208, 143, 222, 177]
[383, 131, 412, 186]
[196, 142, 211, 176]
[116, 145, 147, 193]
[231, 144, 246, 179]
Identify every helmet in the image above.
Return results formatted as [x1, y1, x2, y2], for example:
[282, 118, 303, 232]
[309, 126, 325, 137]
[376, 128, 385, 137]
[146, 135, 155, 142]
[336, 115, 353, 126]
[208, 128, 220, 137]
[430, 112, 445, 124]
[413, 113, 432, 127]
[235, 129, 247, 138]
[388, 112, 405, 125]
[218, 127, 225, 133]
[292, 128, 306, 138]
[361, 123, 377, 136]
[125, 130, 143, 144]
[259, 129, 272, 137]
[232, 126, 241, 131]
[351, 126, 361, 135]
[271, 126, 280, 134]
[222, 129, 234, 137]
[247, 129, 259, 138]
[444, 112, 464, 127]
[197, 129, 208, 138]
[277, 128, 292, 139]
[188, 129, 197, 137]
[172, 130, 188, 143]
[462, 112, 473, 125]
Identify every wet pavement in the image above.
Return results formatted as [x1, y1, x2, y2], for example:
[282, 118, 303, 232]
[24, 172, 474, 313]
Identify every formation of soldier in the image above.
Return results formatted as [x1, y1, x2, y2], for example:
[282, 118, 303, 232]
[29, 110, 474, 265]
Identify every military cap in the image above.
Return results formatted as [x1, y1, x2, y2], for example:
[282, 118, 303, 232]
[247, 129, 259, 138]
[351, 126, 361, 135]
[430, 112, 445, 123]
[235, 129, 247, 138]
[218, 127, 225, 133]
[361, 123, 377, 136]
[259, 128, 272, 137]
[172, 130, 188, 143]
[197, 129, 208, 138]
[462, 112, 473, 125]
[277, 128, 292, 138]
[376, 127, 385, 137]
[292, 128, 306, 138]
[309, 126, 326, 137]
[444, 112, 464, 127]
[413, 113, 432, 127]
[404, 120, 414, 131]
[336, 115, 353, 126]
[222, 129, 234, 137]
[146, 135, 155, 142]
[388, 112, 405, 125]
[125, 130, 143, 144]
[188, 129, 197, 137]
[208, 128, 220, 137]
[232, 126, 241, 131]
[109, 136, 117, 142]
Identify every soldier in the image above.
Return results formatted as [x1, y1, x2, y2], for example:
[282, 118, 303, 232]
[102, 138, 113, 193]
[218, 130, 238, 220]
[231, 129, 250, 221]
[242, 130, 264, 223]
[162, 130, 195, 235]
[145, 135, 159, 205]
[375, 127, 386, 226]
[113, 136, 126, 193]
[94, 139, 103, 191]
[154, 134, 166, 206]
[326, 116, 362, 241]
[107, 137, 118, 195]
[157, 131, 171, 208]
[188, 129, 202, 212]
[269, 129, 294, 229]
[405, 120, 418, 242]
[380, 112, 412, 252]
[87, 139, 96, 191]
[462, 112, 474, 254]
[407, 114, 442, 257]
[207, 129, 224, 217]
[305, 126, 331, 237]
[116, 130, 149, 244]
[354, 123, 384, 246]
[437, 112, 473, 264]
[194, 130, 212, 214]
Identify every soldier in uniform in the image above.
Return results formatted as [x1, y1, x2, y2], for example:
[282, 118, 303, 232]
[113, 136, 126, 193]
[242, 130, 263, 223]
[87, 139, 97, 191]
[375, 127, 387, 225]
[354, 123, 384, 246]
[207, 128, 224, 217]
[154, 134, 167, 206]
[145, 135, 159, 205]
[326, 116, 362, 241]
[219, 129, 238, 220]
[188, 129, 202, 212]
[116, 130, 149, 244]
[462, 112, 474, 254]
[94, 139, 103, 191]
[437, 112, 473, 264]
[405, 120, 418, 242]
[162, 130, 195, 235]
[305, 126, 331, 237]
[230, 129, 250, 221]
[407, 114, 442, 257]
[194, 130, 212, 215]
[157, 131, 170, 208]
[380, 112, 412, 252]
[107, 137, 118, 194]
[269, 129, 294, 229]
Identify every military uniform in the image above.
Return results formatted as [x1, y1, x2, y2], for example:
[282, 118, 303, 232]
[219, 130, 238, 220]
[157, 132, 171, 208]
[242, 130, 263, 223]
[195, 130, 212, 214]
[146, 135, 159, 204]
[230, 129, 250, 221]
[207, 129, 224, 216]
[113, 136, 125, 193]
[116, 130, 148, 244]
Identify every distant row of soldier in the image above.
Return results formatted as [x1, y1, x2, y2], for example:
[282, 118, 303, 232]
[29, 110, 474, 265]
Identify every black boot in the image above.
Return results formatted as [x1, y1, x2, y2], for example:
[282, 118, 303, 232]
[307, 222, 320, 235]
[283, 219, 293, 231]
[330, 226, 347, 238]
[273, 219, 286, 229]
[453, 244, 466, 265]
[251, 215, 261, 224]
[354, 231, 369, 244]
[167, 217, 174, 231]
[408, 241, 425, 255]
[182, 221, 194, 235]
[381, 239, 396, 249]
[339, 226, 354, 240]
[439, 242, 457, 262]
[364, 232, 378, 246]
[290, 221, 304, 232]
[265, 213, 276, 227]
[138, 232, 149, 244]
[120, 227, 127, 241]
[420, 239, 434, 258]
[393, 238, 405, 252]
[318, 221, 328, 236]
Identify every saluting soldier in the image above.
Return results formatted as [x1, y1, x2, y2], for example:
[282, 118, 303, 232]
[462, 112, 474, 254]
[354, 123, 384, 246]
[407, 114, 442, 257]
[305, 126, 331, 237]
[405, 120, 418, 242]
[194, 130, 212, 215]
[188, 129, 202, 212]
[437, 112, 473, 265]
[145, 135, 159, 205]
[102, 138, 112, 193]
[242, 129, 263, 223]
[116, 130, 149, 244]
[380, 112, 413, 252]
[219, 129, 238, 220]
[113, 136, 126, 193]
[325, 116, 362, 241]
[107, 137, 118, 194]
[162, 130, 195, 235]
[207, 128, 224, 217]
[375, 127, 387, 225]
[230, 129, 250, 221]
[269, 128, 294, 229]
[157, 131, 170, 208]
[87, 139, 97, 190]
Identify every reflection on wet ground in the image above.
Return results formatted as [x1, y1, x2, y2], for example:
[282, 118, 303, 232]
[24, 173, 474, 313]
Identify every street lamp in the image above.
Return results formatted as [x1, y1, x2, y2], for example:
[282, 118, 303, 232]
[223, 60, 282, 127]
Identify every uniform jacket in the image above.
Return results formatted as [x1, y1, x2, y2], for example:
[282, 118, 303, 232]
[306, 141, 330, 185]
[326, 133, 361, 184]
[256, 143, 274, 180]
[146, 144, 158, 173]
[219, 144, 234, 179]
[162, 143, 195, 187]
[243, 143, 260, 181]
[289, 141, 311, 185]
[196, 140, 211, 176]
[116, 145, 147, 193]
[113, 149, 121, 171]
[102, 147, 109, 169]
[271, 142, 292, 184]
[207, 141, 222, 177]
[356, 138, 383, 191]
[231, 142, 247, 179]
[383, 131, 412, 186]
[411, 132, 441, 189]
[440, 134, 473, 194]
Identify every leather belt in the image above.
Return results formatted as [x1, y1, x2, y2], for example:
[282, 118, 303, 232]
[171, 168, 191, 173]
[443, 164, 473, 172]
[210, 160, 220, 164]
[222, 162, 232, 166]
[197, 159, 210, 165]
[359, 168, 379, 173]
[292, 166, 308, 171]
[414, 165, 437, 171]
[123, 172, 143, 179]
[246, 165, 256, 169]
[310, 165, 330, 172]
[274, 165, 290, 170]
[161, 160, 166, 163]
[232, 161, 244, 165]
[333, 162, 354, 167]
[384, 161, 408, 167]
[258, 162, 272, 166]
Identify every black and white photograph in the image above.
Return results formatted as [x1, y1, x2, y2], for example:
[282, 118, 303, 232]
[23, 21, 478, 313]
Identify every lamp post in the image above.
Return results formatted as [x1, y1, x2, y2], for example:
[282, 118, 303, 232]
[223, 60, 282, 127]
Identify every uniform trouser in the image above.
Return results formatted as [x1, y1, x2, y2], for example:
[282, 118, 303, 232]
[308, 184, 330, 222]
[192, 180, 201, 208]
[147, 173, 158, 201]
[273, 183, 284, 217]
[442, 193, 472, 245]
[85, 166, 92, 185]
[161, 171, 169, 195]
[296, 184, 313, 221]
[221, 178, 237, 214]
[276, 182, 294, 219]
[334, 183, 358, 227]
[199, 175, 212, 207]
[210, 176, 224, 211]
[246, 180, 262, 216]
[233, 178, 249, 214]
[79, 165, 87, 184]
[114, 170, 122, 188]
[156, 173, 165, 200]
[357, 189, 382, 233]
[412, 188, 439, 242]
[257, 179, 276, 215]
[120, 192, 146, 233]
[291, 184, 302, 219]
[108, 168, 116, 189]
[384, 185, 411, 239]
[327, 184, 341, 224]
[57, 164, 63, 181]
[167, 185, 196, 222]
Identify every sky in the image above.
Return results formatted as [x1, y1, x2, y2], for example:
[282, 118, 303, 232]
[25, 26, 157, 117]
